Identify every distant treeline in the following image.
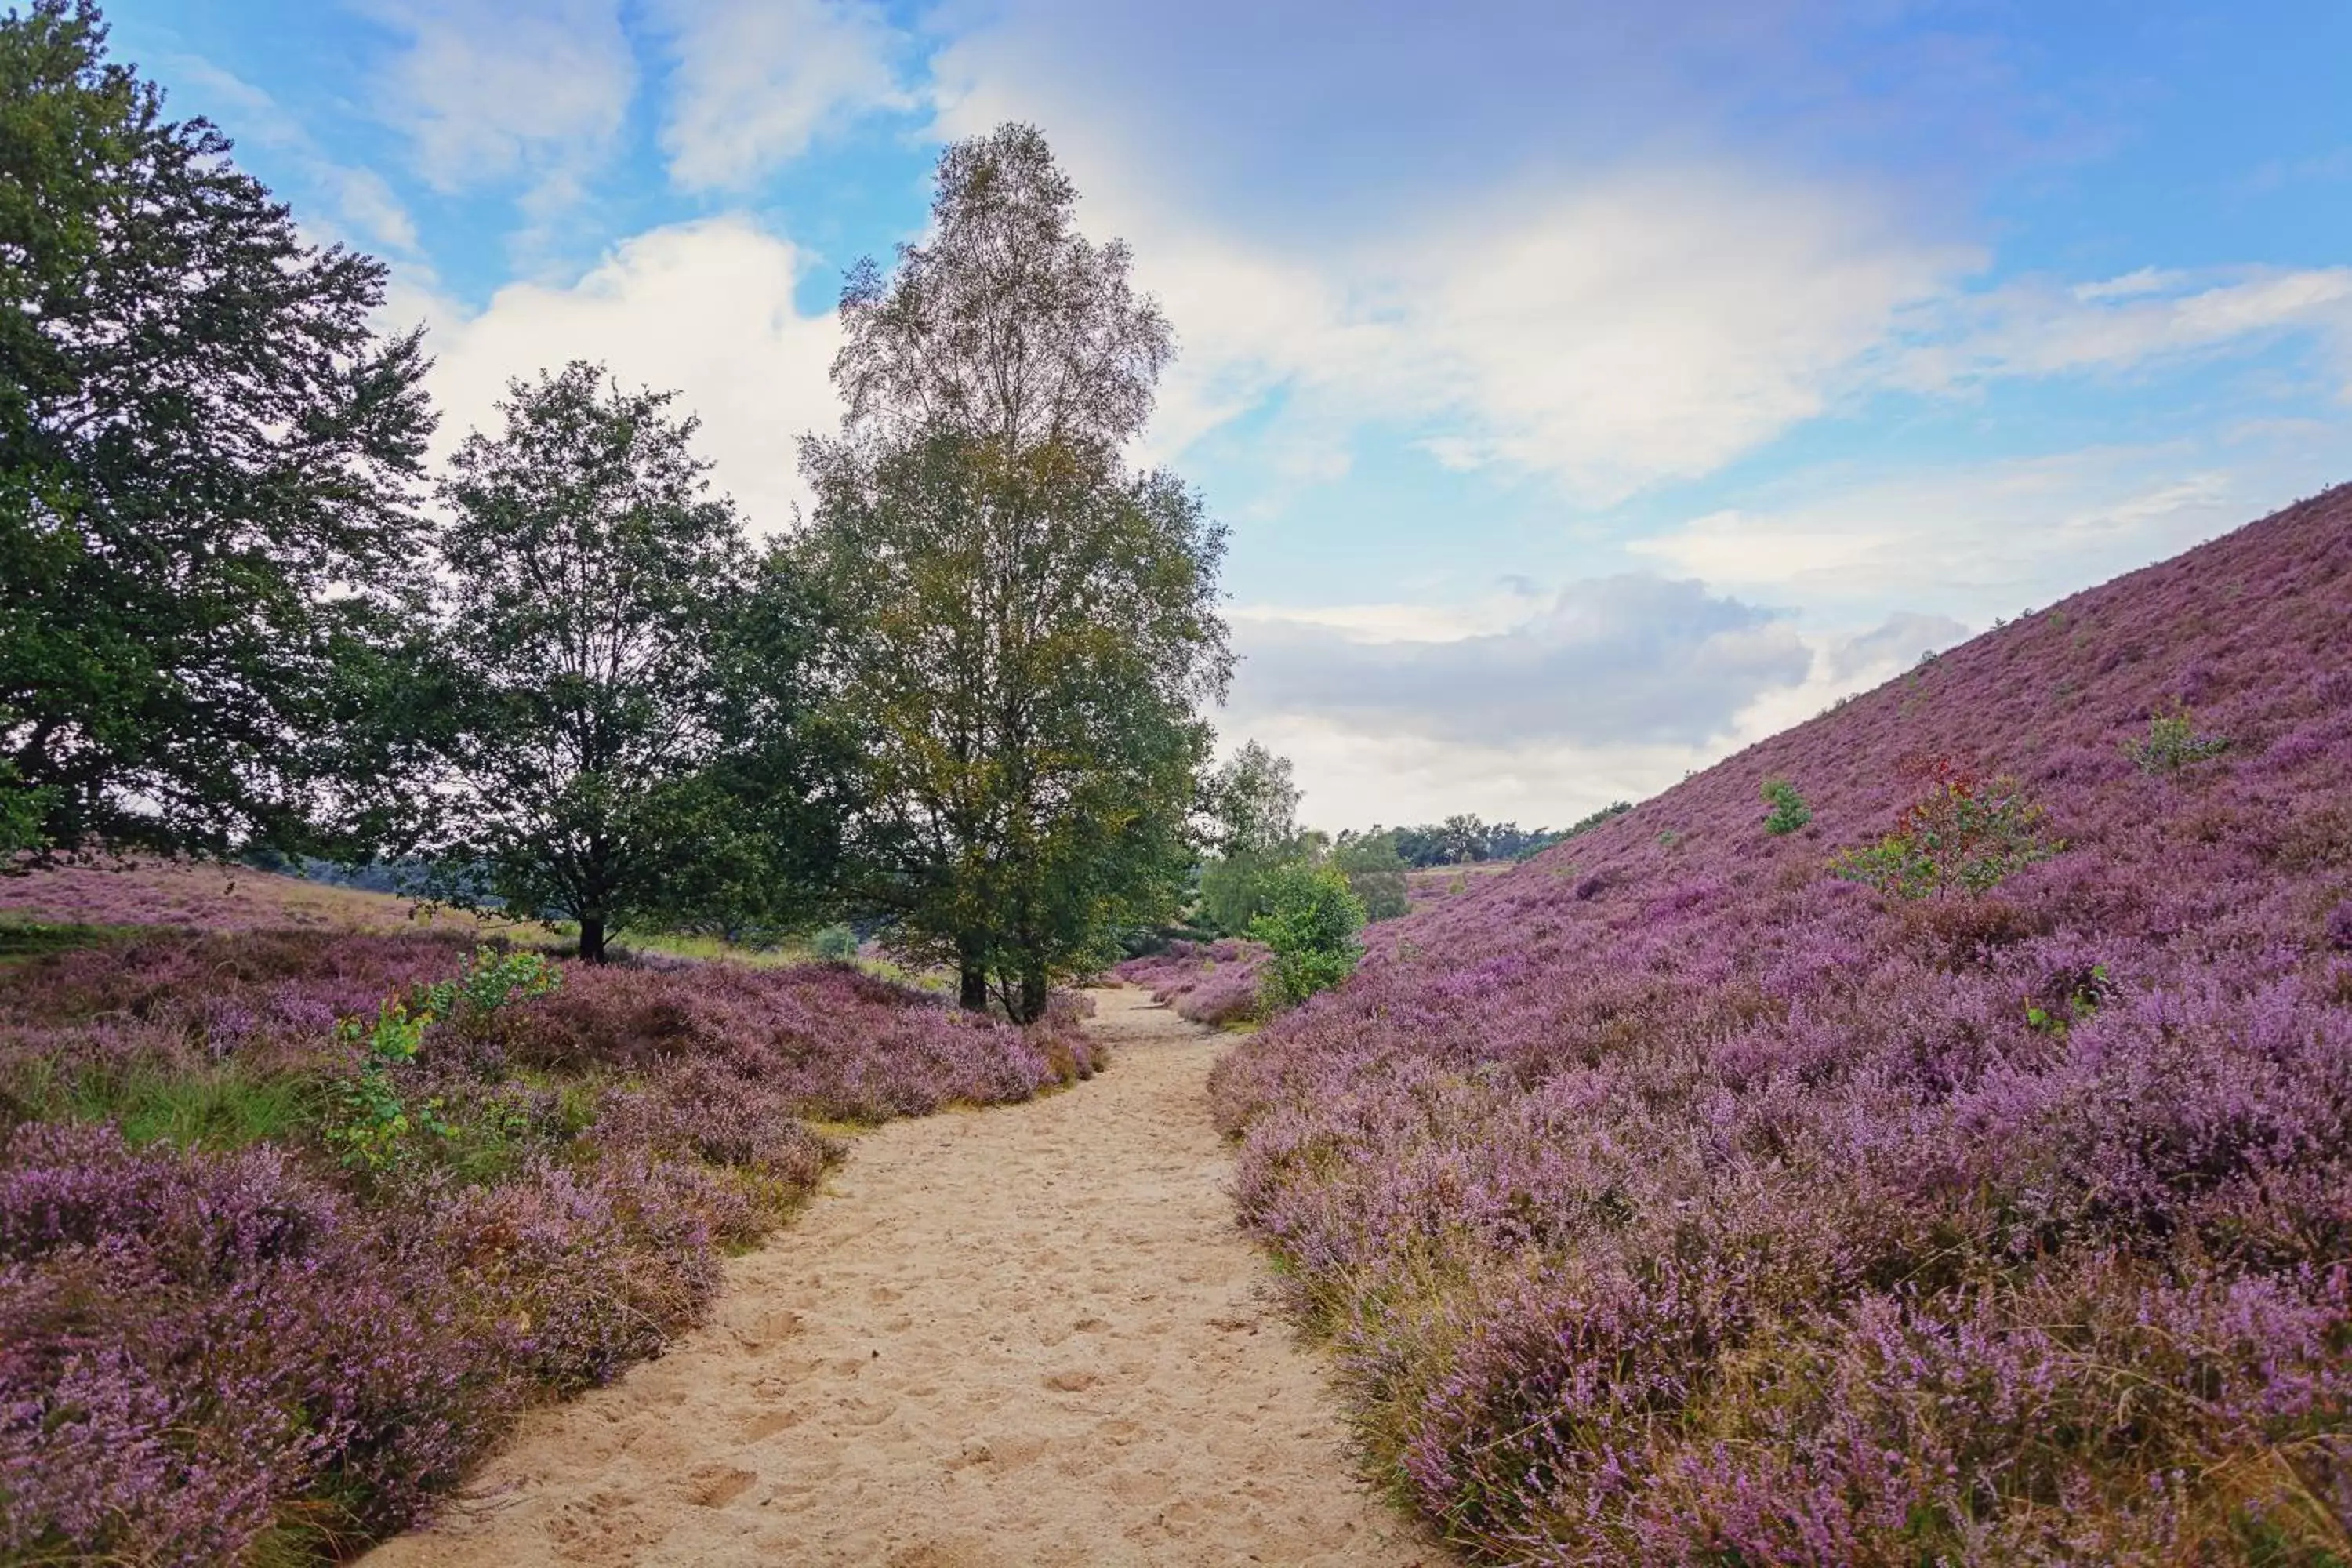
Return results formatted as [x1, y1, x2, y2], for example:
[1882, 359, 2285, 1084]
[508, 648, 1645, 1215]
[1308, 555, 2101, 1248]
[1377, 804, 1632, 868]
[1184, 742, 1636, 940]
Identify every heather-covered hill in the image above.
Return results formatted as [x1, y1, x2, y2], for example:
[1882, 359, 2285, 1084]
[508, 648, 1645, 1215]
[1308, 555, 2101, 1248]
[0, 858, 494, 936]
[1210, 485, 2352, 1563]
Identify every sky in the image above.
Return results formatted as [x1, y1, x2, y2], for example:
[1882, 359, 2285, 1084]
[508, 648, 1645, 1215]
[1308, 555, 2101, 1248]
[106, 0, 2352, 833]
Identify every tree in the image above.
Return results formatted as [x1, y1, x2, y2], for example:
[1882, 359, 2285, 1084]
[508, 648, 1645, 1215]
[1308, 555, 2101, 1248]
[1250, 862, 1364, 1009]
[1330, 828, 1410, 920]
[796, 124, 1231, 1020]
[1203, 741, 1299, 856]
[410, 363, 754, 963]
[1, 2, 433, 859]
[1195, 739, 1308, 935]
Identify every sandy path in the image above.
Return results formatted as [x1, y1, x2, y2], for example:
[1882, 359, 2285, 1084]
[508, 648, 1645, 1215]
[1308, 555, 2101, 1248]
[365, 985, 1433, 1568]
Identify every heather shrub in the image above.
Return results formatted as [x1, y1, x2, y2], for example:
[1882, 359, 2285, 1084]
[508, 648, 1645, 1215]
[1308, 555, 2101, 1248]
[1210, 488, 2352, 1563]
[1113, 938, 1268, 1025]
[0, 1123, 498, 1561]
[1248, 862, 1365, 1009]
[0, 925, 1096, 1558]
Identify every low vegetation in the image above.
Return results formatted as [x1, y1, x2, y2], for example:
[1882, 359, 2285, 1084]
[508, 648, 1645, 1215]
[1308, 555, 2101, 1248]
[1209, 488, 2352, 1563]
[1115, 939, 1269, 1028]
[0, 922, 1095, 1561]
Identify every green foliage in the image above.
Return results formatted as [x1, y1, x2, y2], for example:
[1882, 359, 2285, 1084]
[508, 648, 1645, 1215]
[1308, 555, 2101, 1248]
[1203, 741, 1300, 856]
[1330, 829, 1411, 921]
[1761, 777, 1813, 836]
[1197, 845, 1283, 936]
[322, 996, 448, 1173]
[2026, 964, 2111, 1036]
[1249, 862, 1365, 1010]
[1831, 761, 2060, 900]
[1388, 817, 1577, 866]
[397, 363, 761, 962]
[0, 752, 53, 858]
[2125, 706, 2229, 775]
[797, 125, 1231, 1021]
[322, 946, 560, 1172]
[811, 924, 860, 962]
[1563, 801, 1635, 839]
[0, 2, 434, 858]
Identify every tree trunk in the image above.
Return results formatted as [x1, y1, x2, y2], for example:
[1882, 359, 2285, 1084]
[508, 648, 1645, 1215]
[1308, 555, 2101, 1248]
[1018, 965, 1048, 1025]
[957, 936, 989, 1012]
[579, 914, 607, 964]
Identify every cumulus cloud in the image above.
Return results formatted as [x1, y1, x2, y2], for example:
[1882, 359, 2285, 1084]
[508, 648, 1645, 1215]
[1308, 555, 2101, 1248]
[1623, 447, 2316, 619]
[652, 0, 912, 191]
[407, 216, 842, 532]
[931, 14, 1978, 502]
[1229, 575, 1812, 750]
[357, 0, 634, 204]
[1221, 598, 1962, 831]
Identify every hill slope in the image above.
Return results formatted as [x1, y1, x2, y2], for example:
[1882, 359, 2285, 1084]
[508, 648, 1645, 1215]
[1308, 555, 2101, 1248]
[1210, 485, 2352, 1563]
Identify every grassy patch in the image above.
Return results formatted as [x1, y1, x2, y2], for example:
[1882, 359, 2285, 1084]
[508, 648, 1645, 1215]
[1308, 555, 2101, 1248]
[6, 1055, 314, 1151]
[0, 916, 131, 964]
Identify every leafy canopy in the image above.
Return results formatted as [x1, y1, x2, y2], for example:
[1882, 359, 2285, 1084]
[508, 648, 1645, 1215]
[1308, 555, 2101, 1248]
[1249, 862, 1365, 1009]
[796, 123, 1230, 1018]
[405, 362, 753, 962]
[1, 0, 432, 860]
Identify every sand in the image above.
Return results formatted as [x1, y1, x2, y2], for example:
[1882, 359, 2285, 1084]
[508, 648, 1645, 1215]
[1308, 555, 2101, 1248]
[364, 985, 1435, 1568]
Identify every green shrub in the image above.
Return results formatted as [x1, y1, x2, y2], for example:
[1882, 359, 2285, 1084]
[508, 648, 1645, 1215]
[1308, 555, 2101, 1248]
[811, 924, 861, 962]
[1760, 777, 1812, 836]
[324, 946, 562, 1173]
[2125, 706, 2229, 774]
[1249, 863, 1365, 1009]
[1831, 760, 2060, 900]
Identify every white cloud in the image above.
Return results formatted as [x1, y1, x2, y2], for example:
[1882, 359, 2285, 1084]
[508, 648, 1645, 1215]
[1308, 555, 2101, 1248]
[406, 216, 843, 532]
[652, 0, 912, 191]
[358, 0, 634, 204]
[1896, 267, 2352, 391]
[169, 56, 420, 256]
[1097, 168, 1973, 504]
[1236, 719, 1705, 834]
[1229, 574, 1813, 749]
[1398, 176, 1971, 496]
[1625, 447, 2290, 619]
[931, 36, 1978, 503]
[1222, 602, 1957, 832]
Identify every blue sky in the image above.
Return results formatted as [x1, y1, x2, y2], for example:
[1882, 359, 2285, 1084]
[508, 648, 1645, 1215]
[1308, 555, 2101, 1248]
[103, 0, 2352, 829]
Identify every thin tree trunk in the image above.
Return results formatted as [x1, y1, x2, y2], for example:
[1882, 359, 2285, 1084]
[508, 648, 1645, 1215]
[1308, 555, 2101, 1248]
[957, 935, 989, 1012]
[1018, 965, 1048, 1025]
